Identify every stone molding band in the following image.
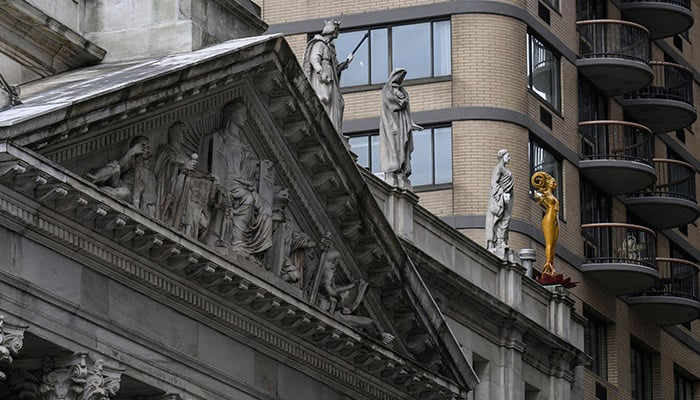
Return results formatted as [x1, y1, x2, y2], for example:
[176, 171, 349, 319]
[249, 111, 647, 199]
[266, 0, 577, 63]
[441, 214, 584, 269]
[344, 106, 579, 165]
[344, 106, 700, 171]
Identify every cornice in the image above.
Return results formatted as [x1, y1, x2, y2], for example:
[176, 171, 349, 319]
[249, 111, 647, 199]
[0, 142, 461, 400]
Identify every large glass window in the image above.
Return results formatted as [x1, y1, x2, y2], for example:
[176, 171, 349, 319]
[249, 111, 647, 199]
[348, 126, 452, 187]
[527, 33, 561, 110]
[577, 0, 606, 21]
[631, 344, 654, 400]
[674, 370, 695, 400]
[334, 20, 451, 88]
[584, 310, 608, 378]
[529, 138, 563, 204]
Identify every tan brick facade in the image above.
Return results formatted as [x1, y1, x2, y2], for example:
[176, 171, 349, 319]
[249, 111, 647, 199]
[266, 1, 700, 398]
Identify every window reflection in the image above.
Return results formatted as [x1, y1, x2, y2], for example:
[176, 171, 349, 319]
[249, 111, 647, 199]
[331, 20, 451, 88]
[529, 138, 563, 208]
[348, 126, 452, 187]
[433, 20, 451, 76]
[392, 23, 431, 79]
[371, 29, 389, 85]
[335, 30, 369, 87]
[527, 33, 561, 110]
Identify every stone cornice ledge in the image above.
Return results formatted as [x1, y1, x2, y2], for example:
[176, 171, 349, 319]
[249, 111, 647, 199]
[0, 141, 463, 400]
[0, 0, 106, 77]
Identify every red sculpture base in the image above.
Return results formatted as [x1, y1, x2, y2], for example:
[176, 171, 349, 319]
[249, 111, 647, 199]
[535, 273, 578, 288]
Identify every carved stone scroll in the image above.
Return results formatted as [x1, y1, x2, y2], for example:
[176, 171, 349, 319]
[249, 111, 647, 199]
[0, 316, 27, 381]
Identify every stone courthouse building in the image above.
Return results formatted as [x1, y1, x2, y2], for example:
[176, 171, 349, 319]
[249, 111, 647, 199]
[0, 1, 694, 400]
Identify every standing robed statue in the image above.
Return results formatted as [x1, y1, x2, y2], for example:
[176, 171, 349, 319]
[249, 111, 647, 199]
[302, 20, 356, 134]
[485, 149, 514, 259]
[379, 68, 423, 182]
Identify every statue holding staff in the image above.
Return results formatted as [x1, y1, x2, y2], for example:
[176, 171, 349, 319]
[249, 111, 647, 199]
[531, 171, 559, 276]
[303, 20, 363, 133]
[485, 149, 514, 259]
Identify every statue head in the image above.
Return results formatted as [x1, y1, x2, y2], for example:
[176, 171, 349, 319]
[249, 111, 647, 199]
[388, 68, 407, 85]
[321, 20, 341, 38]
[167, 121, 189, 148]
[222, 101, 248, 129]
[130, 135, 151, 158]
[498, 149, 510, 164]
[531, 171, 556, 193]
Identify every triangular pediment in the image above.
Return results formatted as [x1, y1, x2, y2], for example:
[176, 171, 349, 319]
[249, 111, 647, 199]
[0, 34, 478, 398]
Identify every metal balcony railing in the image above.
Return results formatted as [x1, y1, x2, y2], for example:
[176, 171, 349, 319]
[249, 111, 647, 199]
[624, 62, 694, 105]
[632, 258, 699, 300]
[577, 20, 650, 62]
[581, 223, 657, 269]
[631, 158, 697, 202]
[579, 120, 654, 164]
[620, 0, 691, 10]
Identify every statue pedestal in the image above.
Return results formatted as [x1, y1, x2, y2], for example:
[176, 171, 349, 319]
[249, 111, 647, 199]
[375, 171, 412, 190]
[374, 172, 418, 241]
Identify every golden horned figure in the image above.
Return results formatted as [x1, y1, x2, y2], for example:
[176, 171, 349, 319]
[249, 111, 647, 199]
[531, 171, 559, 276]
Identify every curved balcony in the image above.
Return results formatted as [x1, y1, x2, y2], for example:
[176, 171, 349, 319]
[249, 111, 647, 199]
[577, 20, 653, 96]
[581, 223, 659, 295]
[579, 121, 656, 195]
[626, 159, 700, 229]
[628, 258, 700, 325]
[622, 62, 697, 133]
[621, 0, 694, 39]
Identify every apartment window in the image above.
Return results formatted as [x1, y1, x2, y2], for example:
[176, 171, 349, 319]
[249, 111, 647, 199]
[349, 126, 452, 187]
[577, 0, 606, 20]
[527, 33, 561, 111]
[529, 138, 563, 204]
[674, 371, 694, 400]
[581, 179, 610, 259]
[579, 75, 608, 121]
[584, 310, 608, 378]
[631, 344, 654, 400]
[334, 20, 451, 88]
[541, 0, 559, 12]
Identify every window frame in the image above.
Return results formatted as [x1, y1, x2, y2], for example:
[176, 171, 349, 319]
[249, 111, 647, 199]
[674, 369, 695, 400]
[527, 32, 562, 111]
[630, 343, 654, 400]
[347, 125, 453, 190]
[326, 19, 452, 91]
[528, 137, 564, 213]
[583, 309, 608, 379]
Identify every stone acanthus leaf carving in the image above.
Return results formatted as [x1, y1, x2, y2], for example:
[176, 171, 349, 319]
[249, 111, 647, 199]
[8, 354, 122, 400]
[0, 316, 27, 381]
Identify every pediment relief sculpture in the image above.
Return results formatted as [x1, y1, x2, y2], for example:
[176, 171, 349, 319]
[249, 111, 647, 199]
[82, 100, 391, 343]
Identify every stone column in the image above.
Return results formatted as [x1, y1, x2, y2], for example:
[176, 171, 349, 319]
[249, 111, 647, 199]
[495, 322, 524, 400]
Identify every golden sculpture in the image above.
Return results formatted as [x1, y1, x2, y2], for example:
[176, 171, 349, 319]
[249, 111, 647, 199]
[531, 171, 559, 276]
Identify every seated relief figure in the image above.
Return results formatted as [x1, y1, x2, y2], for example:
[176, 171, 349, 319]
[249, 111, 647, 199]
[154, 121, 221, 241]
[87, 135, 158, 218]
[304, 236, 395, 345]
[210, 102, 276, 259]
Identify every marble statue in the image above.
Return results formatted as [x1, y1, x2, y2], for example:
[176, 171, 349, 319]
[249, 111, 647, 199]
[210, 102, 273, 256]
[531, 171, 559, 276]
[485, 149, 514, 259]
[305, 236, 394, 345]
[154, 121, 219, 241]
[87, 135, 158, 217]
[379, 68, 423, 182]
[302, 20, 354, 133]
